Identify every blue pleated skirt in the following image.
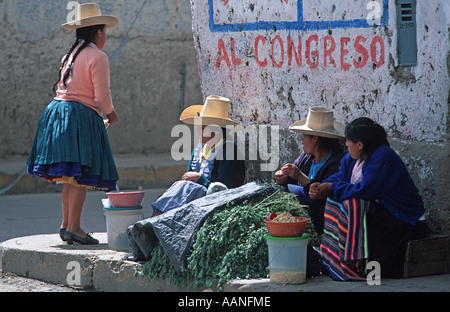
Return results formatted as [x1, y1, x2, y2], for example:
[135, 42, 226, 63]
[27, 100, 119, 191]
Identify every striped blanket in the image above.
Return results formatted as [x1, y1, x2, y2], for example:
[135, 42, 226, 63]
[320, 197, 370, 281]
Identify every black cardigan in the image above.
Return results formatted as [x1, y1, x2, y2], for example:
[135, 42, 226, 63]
[188, 141, 246, 189]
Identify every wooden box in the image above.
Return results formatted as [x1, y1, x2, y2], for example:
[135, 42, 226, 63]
[403, 235, 449, 278]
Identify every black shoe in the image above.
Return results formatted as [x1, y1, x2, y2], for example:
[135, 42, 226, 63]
[59, 228, 66, 242]
[64, 230, 99, 245]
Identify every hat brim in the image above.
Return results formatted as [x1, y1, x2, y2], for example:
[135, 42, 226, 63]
[62, 16, 119, 30]
[180, 105, 239, 128]
[289, 120, 345, 139]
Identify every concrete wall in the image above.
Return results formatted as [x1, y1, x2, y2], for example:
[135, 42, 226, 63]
[190, 0, 450, 234]
[0, 0, 203, 156]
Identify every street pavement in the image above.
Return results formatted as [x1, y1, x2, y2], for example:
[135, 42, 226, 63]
[0, 188, 165, 244]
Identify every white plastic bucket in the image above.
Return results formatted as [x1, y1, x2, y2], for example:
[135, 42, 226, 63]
[103, 207, 144, 251]
[266, 234, 309, 284]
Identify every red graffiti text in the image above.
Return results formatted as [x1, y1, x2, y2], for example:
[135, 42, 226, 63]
[216, 34, 385, 70]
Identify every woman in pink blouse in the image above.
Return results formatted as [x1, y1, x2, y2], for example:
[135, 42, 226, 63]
[27, 3, 120, 245]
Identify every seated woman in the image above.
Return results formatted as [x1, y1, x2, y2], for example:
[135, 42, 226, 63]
[274, 107, 344, 234]
[310, 117, 425, 280]
[151, 95, 246, 216]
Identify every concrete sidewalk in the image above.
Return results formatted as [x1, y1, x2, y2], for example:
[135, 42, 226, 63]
[1, 233, 450, 292]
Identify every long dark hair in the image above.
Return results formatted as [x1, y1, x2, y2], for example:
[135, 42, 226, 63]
[345, 117, 389, 156]
[52, 24, 105, 95]
[316, 136, 344, 154]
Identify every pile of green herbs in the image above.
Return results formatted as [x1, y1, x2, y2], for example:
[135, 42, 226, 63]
[138, 186, 320, 291]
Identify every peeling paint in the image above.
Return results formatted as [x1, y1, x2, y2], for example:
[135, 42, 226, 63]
[191, 0, 450, 233]
[191, 0, 448, 143]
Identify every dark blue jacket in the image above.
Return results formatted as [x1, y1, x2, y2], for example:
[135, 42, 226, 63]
[324, 144, 424, 225]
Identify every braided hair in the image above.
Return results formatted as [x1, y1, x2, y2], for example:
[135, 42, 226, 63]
[52, 24, 105, 95]
[345, 117, 390, 156]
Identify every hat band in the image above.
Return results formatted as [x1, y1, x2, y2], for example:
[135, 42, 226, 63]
[304, 122, 336, 132]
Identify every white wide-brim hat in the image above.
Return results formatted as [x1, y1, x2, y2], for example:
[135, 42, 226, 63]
[289, 107, 345, 139]
[180, 95, 239, 128]
[62, 3, 119, 31]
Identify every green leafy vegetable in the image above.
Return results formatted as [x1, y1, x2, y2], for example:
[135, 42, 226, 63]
[138, 185, 320, 291]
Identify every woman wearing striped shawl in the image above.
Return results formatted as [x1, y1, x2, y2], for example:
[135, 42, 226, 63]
[309, 117, 426, 280]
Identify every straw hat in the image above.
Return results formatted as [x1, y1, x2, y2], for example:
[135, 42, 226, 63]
[180, 96, 239, 128]
[289, 107, 345, 139]
[62, 3, 119, 31]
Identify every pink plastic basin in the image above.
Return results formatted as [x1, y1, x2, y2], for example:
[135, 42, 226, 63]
[106, 191, 145, 208]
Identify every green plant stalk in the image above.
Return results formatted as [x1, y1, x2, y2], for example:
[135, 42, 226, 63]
[138, 186, 320, 291]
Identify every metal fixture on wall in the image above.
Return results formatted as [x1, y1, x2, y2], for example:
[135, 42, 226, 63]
[396, 0, 417, 66]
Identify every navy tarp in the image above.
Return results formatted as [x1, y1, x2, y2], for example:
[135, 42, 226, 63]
[127, 182, 275, 274]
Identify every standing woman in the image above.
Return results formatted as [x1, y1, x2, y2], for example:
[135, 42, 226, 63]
[27, 3, 120, 245]
[310, 117, 425, 280]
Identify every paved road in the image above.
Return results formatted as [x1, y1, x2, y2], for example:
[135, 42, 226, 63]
[0, 188, 165, 244]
